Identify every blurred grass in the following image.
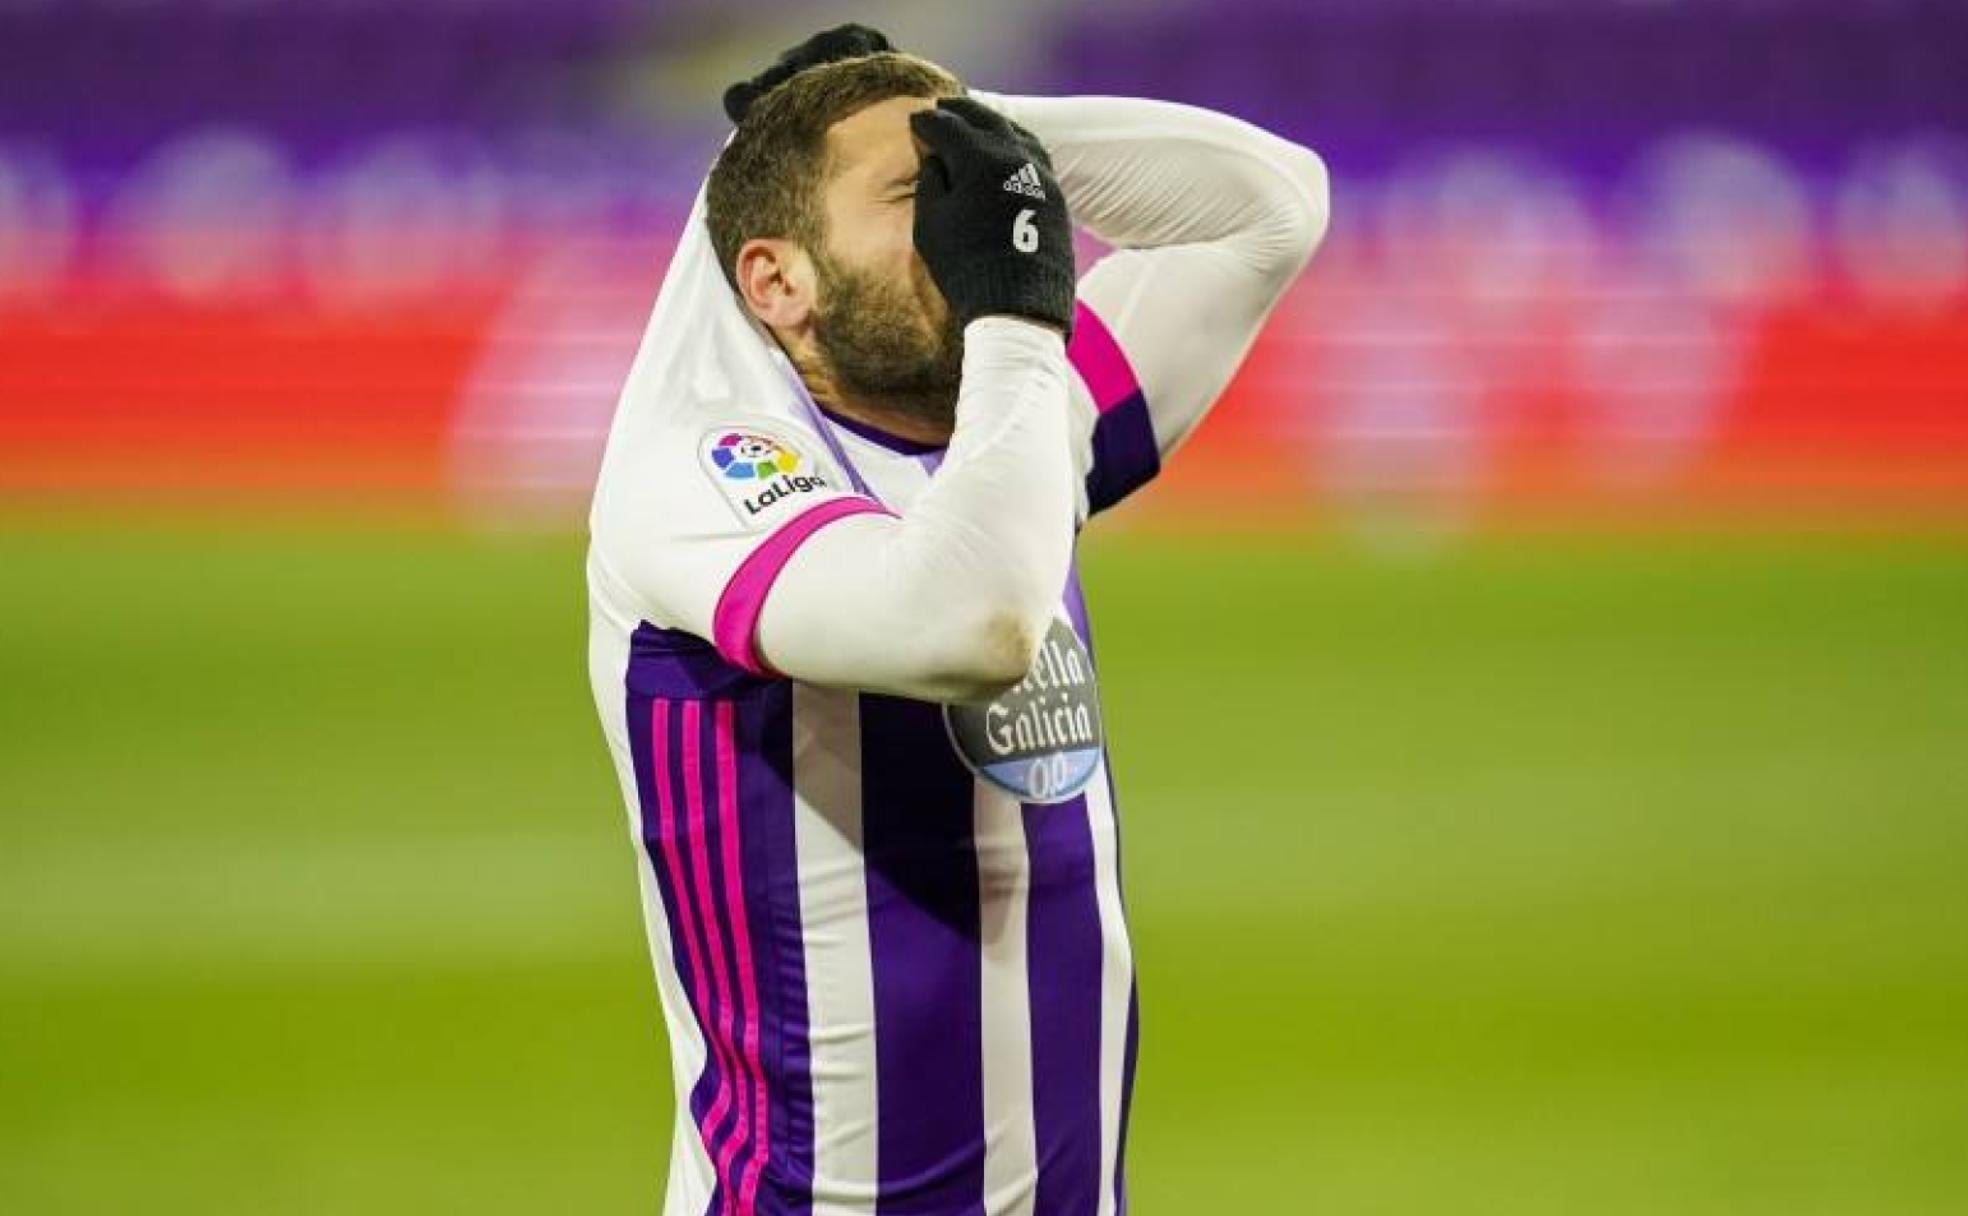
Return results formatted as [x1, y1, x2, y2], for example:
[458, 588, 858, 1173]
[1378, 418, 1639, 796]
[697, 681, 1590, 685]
[2, 518, 1965, 1213]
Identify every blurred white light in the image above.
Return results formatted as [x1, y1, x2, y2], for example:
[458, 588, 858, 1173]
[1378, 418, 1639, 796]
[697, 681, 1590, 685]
[1627, 134, 1814, 308]
[0, 144, 78, 298]
[300, 135, 508, 306]
[1315, 292, 1486, 538]
[1571, 276, 1741, 489]
[1833, 138, 1968, 310]
[1380, 149, 1598, 312]
[111, 128, 296, 300]
[449, 244, 654, 524]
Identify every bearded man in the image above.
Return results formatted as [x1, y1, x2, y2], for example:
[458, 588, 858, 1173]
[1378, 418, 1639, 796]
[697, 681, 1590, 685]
[586, 25, 1329, 1216]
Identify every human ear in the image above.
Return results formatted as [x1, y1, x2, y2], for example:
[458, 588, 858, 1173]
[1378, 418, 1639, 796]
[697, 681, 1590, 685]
[734, 238, 816, 331]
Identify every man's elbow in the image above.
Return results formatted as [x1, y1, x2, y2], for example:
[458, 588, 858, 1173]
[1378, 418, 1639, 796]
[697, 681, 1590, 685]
[1266, 143, 1333, 276]
[923, 604, 1045, 704]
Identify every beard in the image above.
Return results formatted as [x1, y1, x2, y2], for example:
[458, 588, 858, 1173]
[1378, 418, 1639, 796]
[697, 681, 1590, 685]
[808, 244, 965, 431]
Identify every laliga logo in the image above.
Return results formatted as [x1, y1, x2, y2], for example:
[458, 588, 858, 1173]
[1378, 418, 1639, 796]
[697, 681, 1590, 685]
[702, 427, 834, 521]
[711, 432, 802, 481]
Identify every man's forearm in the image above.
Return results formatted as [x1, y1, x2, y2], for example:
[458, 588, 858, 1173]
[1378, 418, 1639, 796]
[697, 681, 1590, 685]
[751, 319, 1076, 703]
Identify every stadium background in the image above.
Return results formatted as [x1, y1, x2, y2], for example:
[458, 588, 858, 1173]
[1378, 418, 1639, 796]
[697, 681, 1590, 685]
[3, 1, 1963, 1211]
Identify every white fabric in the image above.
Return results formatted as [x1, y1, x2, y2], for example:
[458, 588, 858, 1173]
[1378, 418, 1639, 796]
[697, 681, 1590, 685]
[787, 682, 881, 1208]
[753, 317, 1077, 702]
[585, 157, 870, 647]
[974, 780, 1039, 1216]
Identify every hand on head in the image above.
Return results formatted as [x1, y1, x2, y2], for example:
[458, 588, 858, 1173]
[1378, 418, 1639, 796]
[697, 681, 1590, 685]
[909, 98, 1075, 339]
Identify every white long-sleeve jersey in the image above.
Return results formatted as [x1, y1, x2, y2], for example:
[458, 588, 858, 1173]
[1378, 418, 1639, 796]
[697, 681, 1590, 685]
[586, 89, 1328, 1216]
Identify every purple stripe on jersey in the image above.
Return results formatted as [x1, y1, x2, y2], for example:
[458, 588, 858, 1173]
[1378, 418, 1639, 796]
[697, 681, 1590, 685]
[1022, 793, 1106, 1215]
[858, 693, 988, 1216]
[731, 683, 816, 1215]
[630, 669, 816, 1214]
[714, 701, 772, 1213]
[629, 696, 738, 1203]
[681, 701, 755, 1192]
[1024, 563, 1107, 1211]
[816, 402, 948, 456]
[1101, 754, 1140, 1214]
[1084, 389, 1159, 516]
[1067, 301, 1160, 515]
[1063, 563, 1092, 654]
[630, 623, 772, 701]
[1116, 979, 1140, 1214]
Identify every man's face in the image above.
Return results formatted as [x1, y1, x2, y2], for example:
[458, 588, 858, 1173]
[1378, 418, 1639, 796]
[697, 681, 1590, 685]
[808, 95, 964, 425]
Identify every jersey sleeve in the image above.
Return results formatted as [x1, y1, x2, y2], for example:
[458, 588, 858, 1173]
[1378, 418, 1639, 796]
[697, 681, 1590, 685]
[590, 412, 890, 673]
[1066, 297, 1162, 517]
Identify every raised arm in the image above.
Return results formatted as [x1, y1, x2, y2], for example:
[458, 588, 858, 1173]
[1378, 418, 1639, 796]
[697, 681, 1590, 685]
[594, 314, 1078, 705]
[972, 90, 1331, 460]
[751, 317, 1075, 702]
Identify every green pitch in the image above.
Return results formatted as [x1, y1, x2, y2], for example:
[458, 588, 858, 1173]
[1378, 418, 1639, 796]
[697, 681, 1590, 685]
[2, 518, 1964, 1213]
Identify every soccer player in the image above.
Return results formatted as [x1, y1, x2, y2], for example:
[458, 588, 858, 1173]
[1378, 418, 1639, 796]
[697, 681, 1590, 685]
[587, 25, 1328, 1216]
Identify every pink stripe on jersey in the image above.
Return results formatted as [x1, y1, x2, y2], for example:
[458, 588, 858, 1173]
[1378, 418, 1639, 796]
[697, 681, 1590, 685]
[650, 701, 738, 1182]
[1067, 299, 1143, 414]
[682, 701, 751, 1185]
[712, 496, 894, 677]
[715, 701, 772, 1215]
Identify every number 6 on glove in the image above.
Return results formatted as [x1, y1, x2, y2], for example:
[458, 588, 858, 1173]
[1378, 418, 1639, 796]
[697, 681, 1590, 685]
[1012, 209, 1039, 254]
[909, 97, 1077, 337]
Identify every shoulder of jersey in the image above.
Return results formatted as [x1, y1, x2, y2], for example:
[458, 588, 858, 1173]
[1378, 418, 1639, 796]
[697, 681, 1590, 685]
[692, 412, 846, 532]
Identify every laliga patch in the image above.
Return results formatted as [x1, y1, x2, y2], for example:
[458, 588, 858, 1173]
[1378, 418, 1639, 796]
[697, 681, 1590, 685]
[945, 617, 1105, 804]
[699, 426, 836, 528]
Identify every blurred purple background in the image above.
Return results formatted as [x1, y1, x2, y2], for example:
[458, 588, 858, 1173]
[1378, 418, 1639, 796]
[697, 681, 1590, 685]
[3, 0, 1965, 525]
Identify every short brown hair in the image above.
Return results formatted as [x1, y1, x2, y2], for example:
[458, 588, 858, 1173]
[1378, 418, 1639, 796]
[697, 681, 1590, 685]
[705, 52, 964, 293]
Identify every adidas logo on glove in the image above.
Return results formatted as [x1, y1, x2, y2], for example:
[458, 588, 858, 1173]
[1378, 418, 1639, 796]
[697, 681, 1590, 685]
[1002, 161, 1047, 200]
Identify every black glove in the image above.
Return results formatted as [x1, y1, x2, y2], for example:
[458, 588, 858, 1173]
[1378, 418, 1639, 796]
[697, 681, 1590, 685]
[909, 97, 1076, 337]
[723, 24, 894, 124]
